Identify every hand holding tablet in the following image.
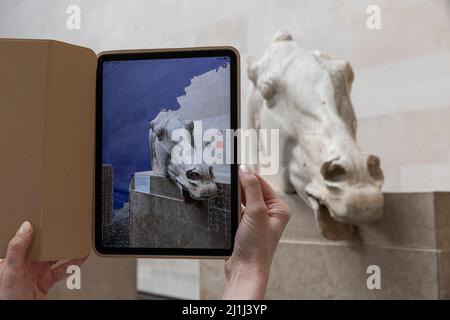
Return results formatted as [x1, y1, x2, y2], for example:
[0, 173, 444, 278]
[0, 221, 86, 300]
[0, 169, 290, 300]
[0, 40, 239, 259]
[224, 166, 291, 299]
[0, 39, 290, 300]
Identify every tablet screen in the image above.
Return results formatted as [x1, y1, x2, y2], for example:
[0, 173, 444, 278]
[95, 48, 239, 256]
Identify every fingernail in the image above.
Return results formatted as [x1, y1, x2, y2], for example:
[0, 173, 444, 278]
[18, 221, 31, 234]
[239, 164, 251, 173]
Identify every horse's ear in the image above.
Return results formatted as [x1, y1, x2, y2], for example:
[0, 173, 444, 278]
[149, 120, 155, 130]
[155, 127, 164, 140]
[273, 30, 293, 42]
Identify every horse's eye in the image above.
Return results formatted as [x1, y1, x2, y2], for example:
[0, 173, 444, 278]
[186, 169, 200, 180]
[259, 77, 276, 101]
[155, 127, 164, 141]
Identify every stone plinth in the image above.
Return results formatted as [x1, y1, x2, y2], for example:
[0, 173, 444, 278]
[129, 171, 230, 249]
[200, 192, 450, 299]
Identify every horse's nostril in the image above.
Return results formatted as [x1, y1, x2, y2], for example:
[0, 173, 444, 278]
[320, 159, 347, 182]
[367, 154, 384, 182]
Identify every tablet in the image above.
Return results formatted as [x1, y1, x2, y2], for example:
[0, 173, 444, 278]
[95, 47, 240, 257]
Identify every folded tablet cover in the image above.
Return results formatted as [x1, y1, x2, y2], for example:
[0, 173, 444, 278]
[0, 39, 96, 260]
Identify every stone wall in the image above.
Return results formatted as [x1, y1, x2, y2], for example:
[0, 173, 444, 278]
[200, 192, 450, 299]
[129, 171, 231, 249]
[101, 165, 130, 248]
[101, 165, 113, 226]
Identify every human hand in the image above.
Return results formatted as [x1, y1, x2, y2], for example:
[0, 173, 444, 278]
[223, 165, 290, 299]
[0, 221, 86, 300]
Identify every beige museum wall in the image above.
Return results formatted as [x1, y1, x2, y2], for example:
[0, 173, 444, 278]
[1, 0, 448, 192]
[1, 0, 449, 299]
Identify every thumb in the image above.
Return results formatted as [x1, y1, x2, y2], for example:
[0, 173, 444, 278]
[239, 165, 265, 214]
[6, 221, 34, 268]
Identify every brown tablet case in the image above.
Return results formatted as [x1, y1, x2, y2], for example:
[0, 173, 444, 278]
[0, 39, 240, 260]
[0, 39, 96, 260]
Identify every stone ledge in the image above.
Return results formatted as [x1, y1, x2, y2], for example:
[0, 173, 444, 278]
[200, 241, 449, 299]
[131, 171, 183, 200]
[200, 191, 450, 299]
[281, 192, 450, 250]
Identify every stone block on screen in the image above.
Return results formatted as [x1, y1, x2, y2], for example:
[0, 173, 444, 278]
[129, 171, 230, 249]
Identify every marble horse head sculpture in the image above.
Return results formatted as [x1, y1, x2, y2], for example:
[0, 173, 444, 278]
[247, 31, 384, 240]
[149, 109, 217, 202]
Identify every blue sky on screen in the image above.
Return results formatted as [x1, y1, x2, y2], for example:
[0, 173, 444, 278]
[102, 57, 229, 209]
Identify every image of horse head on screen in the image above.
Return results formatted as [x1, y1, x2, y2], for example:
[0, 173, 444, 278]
[101, 56, 232, 249]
